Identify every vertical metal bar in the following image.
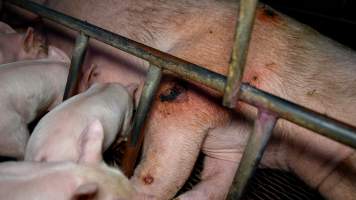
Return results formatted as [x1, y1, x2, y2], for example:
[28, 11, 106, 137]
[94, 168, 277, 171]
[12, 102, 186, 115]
[228, 110, 277, 199]
[122, 64, 162, 176]
[63, 32, 89, 100]
[223, 0, 258, 108]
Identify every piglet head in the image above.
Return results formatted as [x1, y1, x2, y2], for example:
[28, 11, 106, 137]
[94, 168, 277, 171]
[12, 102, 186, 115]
[73, 120, 136, 200]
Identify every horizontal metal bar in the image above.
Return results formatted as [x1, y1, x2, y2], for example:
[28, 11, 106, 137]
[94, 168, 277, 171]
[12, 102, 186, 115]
[228, 110, 277, 199]
[122, 64, 162, 176]
[7, 0, 356, 149]
[63, 32, 89, 100]
[223, 0, 258, 108]
[239, 85, 356, 148]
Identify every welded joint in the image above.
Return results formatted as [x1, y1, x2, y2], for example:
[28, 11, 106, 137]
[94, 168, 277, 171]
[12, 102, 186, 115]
[227, 109, 278, 199]
[223, 0, 258, 108]
[63, 31, 89, 100]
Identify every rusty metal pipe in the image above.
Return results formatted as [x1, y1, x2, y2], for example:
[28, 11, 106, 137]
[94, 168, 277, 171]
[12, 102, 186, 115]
[6, 0, 356, 149]
[122, 64, 162, 176]
[63, 32, 88, 100]
[130, 64, 162, 146]
[227, 110, 277, 199]
[223, 0, 258, 108]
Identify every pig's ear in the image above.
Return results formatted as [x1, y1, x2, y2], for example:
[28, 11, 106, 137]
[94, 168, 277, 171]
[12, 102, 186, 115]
[78, 119, 104, 164]
[22, 27, 35, 52]
[71, 182, 98, 200]
[79, 64, 98, 92]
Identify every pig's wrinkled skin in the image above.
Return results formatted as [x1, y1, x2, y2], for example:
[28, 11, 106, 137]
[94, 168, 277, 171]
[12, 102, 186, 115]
[0, 59, 68, 159]
[0, 26, 48, 64]
[27, 1, 356, 199]
[25, 83, 135, 162]
[0, 120, 135, 200]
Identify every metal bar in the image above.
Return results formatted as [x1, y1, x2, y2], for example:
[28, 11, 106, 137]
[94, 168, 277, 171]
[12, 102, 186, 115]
[5, 0, 224, 93]
[239, 84, 356, 148]
[131, 64, 162, 145]
[63, 32, 88, 100]
[122, 64, 162, 176]
[6, 0, 356, 149]
[223, 0, 258, 108]
[227, 110, 277, 199]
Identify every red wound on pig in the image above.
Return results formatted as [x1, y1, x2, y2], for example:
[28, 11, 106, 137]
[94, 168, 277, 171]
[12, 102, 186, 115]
[142, 175, 154, 185]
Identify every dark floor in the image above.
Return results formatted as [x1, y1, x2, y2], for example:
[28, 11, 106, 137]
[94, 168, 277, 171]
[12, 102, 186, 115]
[262, 0, 356, 50]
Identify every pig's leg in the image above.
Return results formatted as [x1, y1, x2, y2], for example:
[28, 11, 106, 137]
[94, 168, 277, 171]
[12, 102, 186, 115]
[0, 113, 29, 159]
[131, 126, 207, 199]
[131, 80, 231, 200]
[175, 115, 252, 200]
[318, 152, 356, 200]
[175, 157, 239, 200]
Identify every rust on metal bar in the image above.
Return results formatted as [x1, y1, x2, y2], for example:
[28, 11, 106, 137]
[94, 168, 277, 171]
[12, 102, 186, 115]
[227, 110, 277, 199]
[6, 0, 356, 150]
[122, 64, 162, 176]
[223, 0, 258, 108]
[63, 32, 88, 100]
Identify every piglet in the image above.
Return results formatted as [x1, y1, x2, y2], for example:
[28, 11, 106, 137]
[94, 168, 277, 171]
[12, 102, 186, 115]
[25, 82, 136, 162]
[0, 59, 69, 159]
[0, 120, 135, 200]
[0, 26, 49, 64]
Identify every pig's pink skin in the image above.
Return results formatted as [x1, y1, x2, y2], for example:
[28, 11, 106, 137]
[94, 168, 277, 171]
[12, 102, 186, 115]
[0, 27, 49, 64]
[0, 60, 68, 159]
[0, 120, 135, 200]
[25, 83, 135, 162]
[29, 1, 356, 199]
[0, 21, 16, 34]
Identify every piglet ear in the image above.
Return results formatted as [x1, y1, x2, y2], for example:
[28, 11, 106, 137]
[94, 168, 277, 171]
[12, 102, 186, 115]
[78, 119, 104, 164]
[22, 27, 35, 52]
[79, 64, 98, 92]
[71, 183, 98, 200]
